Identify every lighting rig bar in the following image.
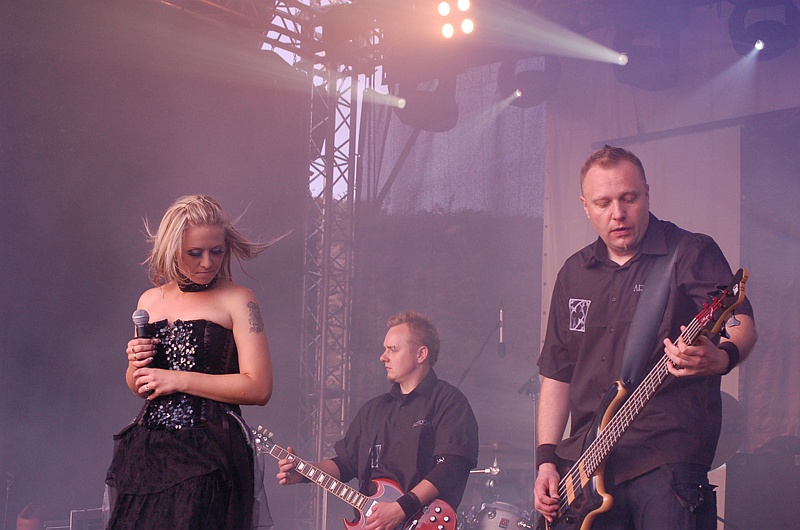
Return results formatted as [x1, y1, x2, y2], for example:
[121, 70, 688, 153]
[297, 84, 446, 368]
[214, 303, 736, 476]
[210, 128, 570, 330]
[159, 0, 383, 71]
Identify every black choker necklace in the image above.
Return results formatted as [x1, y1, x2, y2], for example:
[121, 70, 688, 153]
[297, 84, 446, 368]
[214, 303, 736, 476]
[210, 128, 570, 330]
[178, 276, 218, 292]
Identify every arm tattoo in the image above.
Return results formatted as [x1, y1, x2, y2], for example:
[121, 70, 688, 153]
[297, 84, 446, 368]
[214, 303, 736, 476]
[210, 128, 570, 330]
[247, 301, 265, 333]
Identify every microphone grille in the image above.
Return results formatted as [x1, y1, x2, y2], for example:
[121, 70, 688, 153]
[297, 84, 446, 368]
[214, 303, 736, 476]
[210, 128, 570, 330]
[132, 309, 150, 326]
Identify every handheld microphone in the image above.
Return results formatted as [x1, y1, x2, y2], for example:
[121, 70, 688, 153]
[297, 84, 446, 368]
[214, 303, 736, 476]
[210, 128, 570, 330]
[132, 309, 151, 338]
[498, 303, 506, 357]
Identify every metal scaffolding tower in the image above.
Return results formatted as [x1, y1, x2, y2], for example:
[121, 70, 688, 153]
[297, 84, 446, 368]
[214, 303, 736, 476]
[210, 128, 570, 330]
[297, 67, 359, 529]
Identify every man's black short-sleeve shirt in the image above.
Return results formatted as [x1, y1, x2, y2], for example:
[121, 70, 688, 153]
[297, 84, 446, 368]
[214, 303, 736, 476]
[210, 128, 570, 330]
[332, 369, 479, 509]
[538, 214, 753, 483]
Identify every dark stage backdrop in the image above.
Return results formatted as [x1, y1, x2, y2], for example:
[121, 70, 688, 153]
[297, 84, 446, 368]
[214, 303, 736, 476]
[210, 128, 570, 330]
[740, 108, 800, 451]
[349, 211, 543, 514]
[0, 1, 310, 526]
[343, 72, 547, 522]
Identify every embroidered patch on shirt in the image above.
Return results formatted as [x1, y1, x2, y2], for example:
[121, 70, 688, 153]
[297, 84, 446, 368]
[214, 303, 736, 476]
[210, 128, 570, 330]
[569, 298, 591, 332]
[370, 444, 381, 469]
[412, 419, 430, 428]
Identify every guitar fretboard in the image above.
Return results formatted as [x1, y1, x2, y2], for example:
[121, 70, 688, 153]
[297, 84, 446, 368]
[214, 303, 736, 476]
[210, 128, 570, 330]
[575, 312, 708, 479]
[560, 292, 730, 502]
[260, 441, 369, 511]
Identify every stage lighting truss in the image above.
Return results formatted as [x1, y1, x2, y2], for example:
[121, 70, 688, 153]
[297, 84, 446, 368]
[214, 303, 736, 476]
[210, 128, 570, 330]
[160, 0, 383, 73]
[728, 0, 800, 61]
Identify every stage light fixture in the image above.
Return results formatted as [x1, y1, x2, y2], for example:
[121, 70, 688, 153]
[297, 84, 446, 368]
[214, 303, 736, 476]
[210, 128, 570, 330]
[379, 0, 477, 86]
[612, 28, 680, 91]
[497, 55, 561, 108]
[728, 0, 800, 61]
[436, 0, 474, 39]
[394, 75, 459, 132]
[314, 0, 377, 69]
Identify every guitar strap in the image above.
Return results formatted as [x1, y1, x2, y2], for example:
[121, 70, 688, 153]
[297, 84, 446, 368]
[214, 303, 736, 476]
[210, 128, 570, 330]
[357, 396, 386, 496]
[619, 240, 680, 388]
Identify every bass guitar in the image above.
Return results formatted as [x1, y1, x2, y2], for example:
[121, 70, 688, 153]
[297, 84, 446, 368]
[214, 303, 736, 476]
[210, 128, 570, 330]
[540, 268, 748, 530]
[253, 426, 457, 530]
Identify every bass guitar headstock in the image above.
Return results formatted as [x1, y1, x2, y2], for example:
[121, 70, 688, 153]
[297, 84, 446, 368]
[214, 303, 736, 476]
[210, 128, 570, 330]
[707, 268, 748, 336]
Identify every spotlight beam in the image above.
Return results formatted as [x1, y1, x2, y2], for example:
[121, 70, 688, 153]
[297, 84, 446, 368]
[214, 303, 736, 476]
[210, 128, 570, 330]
[363, 88, 406, 109]
[474, 0, 627, 65]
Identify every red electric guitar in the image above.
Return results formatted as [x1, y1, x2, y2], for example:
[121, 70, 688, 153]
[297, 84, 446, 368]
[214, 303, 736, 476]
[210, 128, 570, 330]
[539, 268, 748, 530]
[253, 426, 457, 530]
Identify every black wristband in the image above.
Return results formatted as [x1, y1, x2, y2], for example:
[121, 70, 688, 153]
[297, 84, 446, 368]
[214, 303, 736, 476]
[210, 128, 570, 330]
[719, 341, 740, 375]
[536, 443, 558, 468]
[396, 491, 422, 519]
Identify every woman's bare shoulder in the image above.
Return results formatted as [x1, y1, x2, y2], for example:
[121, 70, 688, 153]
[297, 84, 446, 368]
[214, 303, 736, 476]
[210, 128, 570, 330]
[137, 283, 174, 308]
[217, 280, 258, 302]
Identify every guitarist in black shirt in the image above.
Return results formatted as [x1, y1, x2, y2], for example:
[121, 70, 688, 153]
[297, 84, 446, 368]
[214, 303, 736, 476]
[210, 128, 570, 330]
[277, 311, 479, 530]
[534, 146, 757, 530]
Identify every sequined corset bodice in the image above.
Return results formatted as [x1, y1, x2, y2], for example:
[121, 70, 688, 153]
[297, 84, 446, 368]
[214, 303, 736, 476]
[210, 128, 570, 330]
[141, 319, 239, 430]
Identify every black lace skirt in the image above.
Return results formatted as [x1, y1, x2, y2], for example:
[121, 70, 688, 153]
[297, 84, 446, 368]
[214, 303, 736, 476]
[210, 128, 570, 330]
[105, 403, 258, 530]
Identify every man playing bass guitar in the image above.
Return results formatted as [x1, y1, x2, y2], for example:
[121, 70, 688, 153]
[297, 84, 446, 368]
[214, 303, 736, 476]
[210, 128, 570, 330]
[534, 146, 757, 530]
[278, 311, 479, 530]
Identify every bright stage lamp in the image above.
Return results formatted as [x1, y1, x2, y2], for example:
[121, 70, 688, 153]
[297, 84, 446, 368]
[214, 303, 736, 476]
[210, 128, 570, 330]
[442, 23, 455, 38]
[461, 19, 474, 34]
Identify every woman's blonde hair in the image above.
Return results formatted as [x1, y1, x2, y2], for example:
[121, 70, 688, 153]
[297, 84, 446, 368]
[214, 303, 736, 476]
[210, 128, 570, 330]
[144, 195, 278, 286]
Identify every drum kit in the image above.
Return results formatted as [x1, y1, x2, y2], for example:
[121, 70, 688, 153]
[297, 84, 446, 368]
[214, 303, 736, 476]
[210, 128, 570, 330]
[457, 441, 537, 530]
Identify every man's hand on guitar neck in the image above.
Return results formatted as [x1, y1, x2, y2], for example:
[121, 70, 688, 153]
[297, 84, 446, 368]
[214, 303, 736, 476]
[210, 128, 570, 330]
[665, 315, 757, 378]
[665, 330, 730, 377]
[276, 446, 342, 486]
[534, 463, 560, 524]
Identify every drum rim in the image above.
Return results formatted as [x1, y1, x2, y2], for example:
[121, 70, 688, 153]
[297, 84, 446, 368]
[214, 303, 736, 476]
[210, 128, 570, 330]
[477, 500, 528, 517]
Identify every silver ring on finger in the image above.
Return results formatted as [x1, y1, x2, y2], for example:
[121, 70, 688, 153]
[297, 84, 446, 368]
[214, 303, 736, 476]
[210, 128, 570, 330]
[144, 384, 150, 392]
